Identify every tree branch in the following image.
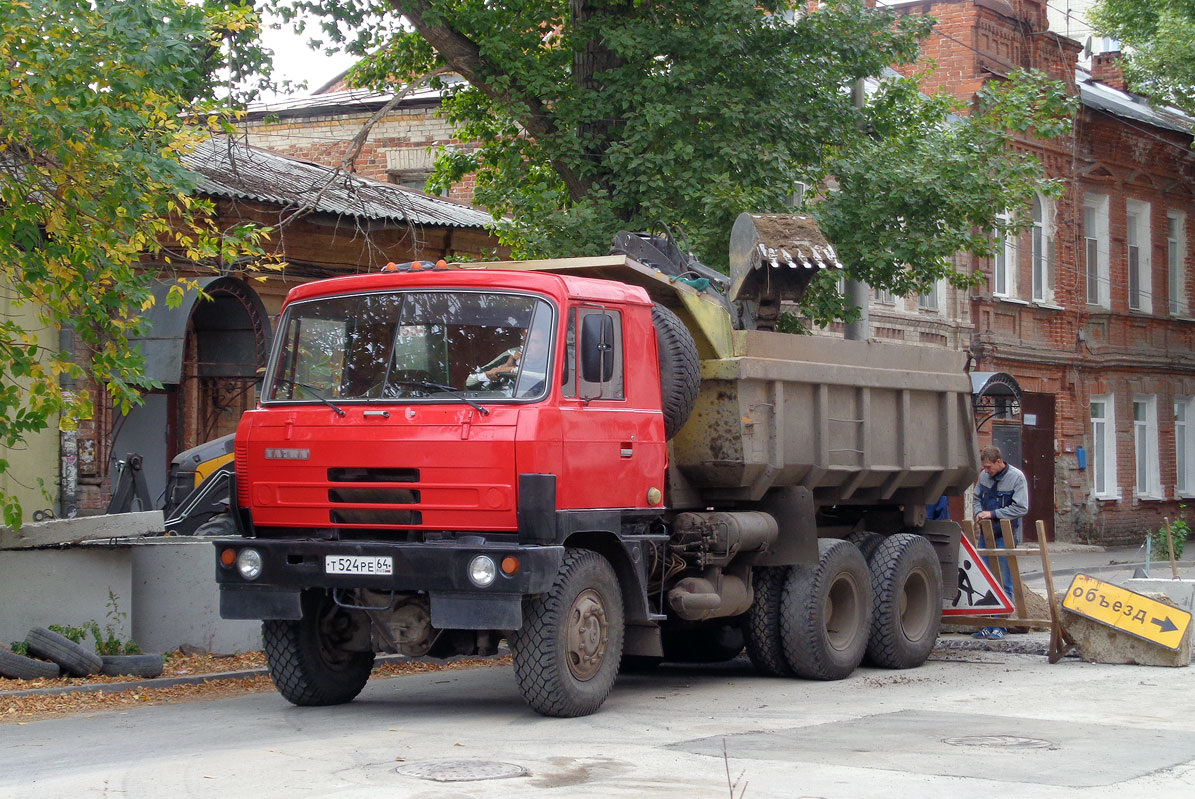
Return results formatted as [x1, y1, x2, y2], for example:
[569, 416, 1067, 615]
[392, 0, 593, 203]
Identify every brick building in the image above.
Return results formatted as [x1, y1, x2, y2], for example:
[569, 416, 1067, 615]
[887, 0, 1195, 544]
[240, 2, 1194, 545]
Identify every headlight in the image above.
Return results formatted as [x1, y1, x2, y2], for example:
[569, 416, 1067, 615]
[468, 555, 497, 588]
[236, 548, 263, 581]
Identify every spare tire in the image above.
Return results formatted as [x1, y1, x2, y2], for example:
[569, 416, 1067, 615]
[652, 304, 700, 439]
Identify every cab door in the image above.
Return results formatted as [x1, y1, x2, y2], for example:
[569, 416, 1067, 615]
[557, 305, 666, 510]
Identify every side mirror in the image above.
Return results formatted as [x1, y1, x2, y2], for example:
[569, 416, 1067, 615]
[580, 312, 614, 383]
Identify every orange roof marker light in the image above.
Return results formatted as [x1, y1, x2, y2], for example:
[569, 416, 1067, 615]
[380, 260, 436, 272]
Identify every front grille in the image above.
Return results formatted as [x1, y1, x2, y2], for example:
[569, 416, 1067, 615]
[328, 467, 419, 483]
[329, 488, 420, 504]
[331, 509, 423, 525]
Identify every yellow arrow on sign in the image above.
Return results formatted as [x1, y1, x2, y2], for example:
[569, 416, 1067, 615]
[1062, 574, 1192, 651]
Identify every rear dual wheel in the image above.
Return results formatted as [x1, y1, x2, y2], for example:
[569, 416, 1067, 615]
[863, 533, 943, 669]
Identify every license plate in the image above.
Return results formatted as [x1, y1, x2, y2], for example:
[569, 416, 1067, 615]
[325, 555, 393, 576]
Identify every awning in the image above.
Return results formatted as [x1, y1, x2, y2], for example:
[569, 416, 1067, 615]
[970, 371, 1022, 429]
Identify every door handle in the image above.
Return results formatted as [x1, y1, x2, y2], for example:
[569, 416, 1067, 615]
[620, 442, 633, 458]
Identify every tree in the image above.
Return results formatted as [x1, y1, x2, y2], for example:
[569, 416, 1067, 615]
[1089, 0, 1195, 117]
[0, 0, 275, 527]
[275, 0, 1072, 322]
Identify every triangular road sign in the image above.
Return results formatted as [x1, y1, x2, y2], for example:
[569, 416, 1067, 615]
[943, 534, 1014, 616]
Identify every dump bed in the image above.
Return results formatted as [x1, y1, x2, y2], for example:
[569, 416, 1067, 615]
[671, 330, 978, 506]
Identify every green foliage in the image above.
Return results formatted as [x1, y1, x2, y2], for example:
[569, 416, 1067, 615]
[47, 623, 89, 645]
[1090, 0, 1195, 118]
[1150, 507, 1191, 562]
[8, 640, 30, 656]
[45, 592, 141, 656]
[271, 1, 1071, 321]
[0, 0, 278, 527]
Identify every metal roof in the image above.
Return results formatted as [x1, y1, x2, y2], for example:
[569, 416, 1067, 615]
[183, 137, 495, 229]
[1078, 71, 1194, 136]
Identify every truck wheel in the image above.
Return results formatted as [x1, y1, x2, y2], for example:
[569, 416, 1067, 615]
[780, 539, 872, 681]
[864, 533, 943, 669]
[193, 514, 236, 537]
[846, 530, 885, 563]
[661, 621, 745, 663]
[0, 646, 60, 680]
[652, 304, 700, 439]
[511, 549, 624, 717]
[262, 590, 374, 706]
[742, 566, 793, 677]
[25, 626, 103, 677]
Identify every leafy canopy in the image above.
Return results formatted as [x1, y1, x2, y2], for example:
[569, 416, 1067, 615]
[0, 0, 276, 527]
[272, 0, 1072, 325]
[1090, 0, 1195, 118]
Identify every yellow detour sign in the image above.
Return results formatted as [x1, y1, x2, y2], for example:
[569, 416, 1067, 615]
[1062, 574, 1192, 651]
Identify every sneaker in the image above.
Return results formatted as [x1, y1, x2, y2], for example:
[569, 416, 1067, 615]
[987, 627, 1006, 640]
[971, 628, 992, 639]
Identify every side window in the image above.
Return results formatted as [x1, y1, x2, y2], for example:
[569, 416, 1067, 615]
[563, 307, 624, 400]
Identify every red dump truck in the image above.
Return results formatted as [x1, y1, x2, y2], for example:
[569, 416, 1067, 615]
[214, 213, 977, 716]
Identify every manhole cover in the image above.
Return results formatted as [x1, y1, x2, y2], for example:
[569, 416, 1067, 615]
[943, 735, 1054, 749]
[395, 760, 528, 782]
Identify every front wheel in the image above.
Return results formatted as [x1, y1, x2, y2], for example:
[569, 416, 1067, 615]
[511, 549, 624, 717]
[263, 590, 374, 706]
[780, 539, 873, 681]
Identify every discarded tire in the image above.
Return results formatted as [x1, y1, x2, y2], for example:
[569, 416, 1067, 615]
[0, 646, 61, 680]
[100, 654, 164, 678]
[25, 627, 103, 677]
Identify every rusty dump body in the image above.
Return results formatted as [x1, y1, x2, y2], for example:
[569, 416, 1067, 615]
[671, 330, 978, 507]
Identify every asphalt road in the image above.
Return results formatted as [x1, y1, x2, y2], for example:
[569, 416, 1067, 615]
[4, 643, 1194, 799]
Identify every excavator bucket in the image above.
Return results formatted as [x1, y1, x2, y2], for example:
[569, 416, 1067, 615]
[729, 212, 843, 329]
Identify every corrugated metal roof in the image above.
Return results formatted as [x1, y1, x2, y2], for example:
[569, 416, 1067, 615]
[182, 137, 495, 229]
[245, 81, 459, 118]
[1079, 72, 1194, 136]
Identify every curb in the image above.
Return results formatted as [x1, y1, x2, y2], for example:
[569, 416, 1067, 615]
[0, 654, 408, 700]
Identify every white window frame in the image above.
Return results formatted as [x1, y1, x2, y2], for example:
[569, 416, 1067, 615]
[873, 286, 895, 305]
[993, 211, 1016, 298]
[1133, 395, 1162, 498]
[1177, 397, 1194, 497]
[1031, 193, 1054, 303]
[1126, 199, 1152, 313]
[1091, 394, 1117, 500]
[1084, 195, 1110, 308]
[1168, 211, 1187, 316]
[918, 280, 939, 311]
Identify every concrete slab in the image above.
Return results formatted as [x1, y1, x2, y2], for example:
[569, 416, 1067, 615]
[0, 510, 163, 549]
[669, 709, 1195, 788]
[1123, 578, 1195, 614]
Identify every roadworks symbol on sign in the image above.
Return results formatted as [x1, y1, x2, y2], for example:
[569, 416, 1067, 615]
[943, 534, 1014, 616]
[1062, 573, 1192, 651]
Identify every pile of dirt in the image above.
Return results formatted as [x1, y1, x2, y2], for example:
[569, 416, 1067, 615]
[2, 651, 510, 723]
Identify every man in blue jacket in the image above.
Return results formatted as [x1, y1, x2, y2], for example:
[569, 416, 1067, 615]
[971, 445, 1029, 639]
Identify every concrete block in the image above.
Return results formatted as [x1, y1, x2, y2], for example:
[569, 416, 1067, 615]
[0, 547, 133, 649]
[1123, 579, 1195, 615]
[0, 511, 163, 550]
[1063, 592, 1192, 667]
[130, 540, 262, 655]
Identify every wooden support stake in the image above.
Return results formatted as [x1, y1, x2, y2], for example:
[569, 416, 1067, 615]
[1038, 520, 1076, 664]
[1163, 517, 1179, 580]
[1002, 518, 1027, 623]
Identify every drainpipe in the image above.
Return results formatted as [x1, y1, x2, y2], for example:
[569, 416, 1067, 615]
[59, 325, 78, 518]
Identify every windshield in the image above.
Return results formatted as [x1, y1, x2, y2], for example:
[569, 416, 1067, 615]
[266, 291, 554, 404]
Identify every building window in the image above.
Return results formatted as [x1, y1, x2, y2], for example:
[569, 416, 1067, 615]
[993, 211, 1015, 298]
[918, 280, 939, 311]
[1126, 200, 1152, 313]
[1168, 212, 1187, 316]
[1031, 194, 1053, 303]
[1084, 195, 1110, 307]
[1178, 397, 1194, 497]
[1091, 395, 1117, 499]
[873, 286, 894, 305]
[1133, 395, 1161, 498]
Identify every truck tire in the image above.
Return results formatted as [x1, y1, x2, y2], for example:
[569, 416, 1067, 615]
[864, 533, 943, 669]
[193, 514, 236, 537]
[780, 539, 872, 681]
[661, 621, 745, 663]
[511, 549, 624, 717]
[846, 530, 885, 563]
[652, 304, 700, 439]
[25, 627, 103, 677]
[262, 590, 375, 706]
[0, 646, 60, 680]
[742, 566, 794, 677]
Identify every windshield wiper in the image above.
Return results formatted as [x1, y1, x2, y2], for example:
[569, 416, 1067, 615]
[273, 378, 346, 417]
[389, 380, 491, 417]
